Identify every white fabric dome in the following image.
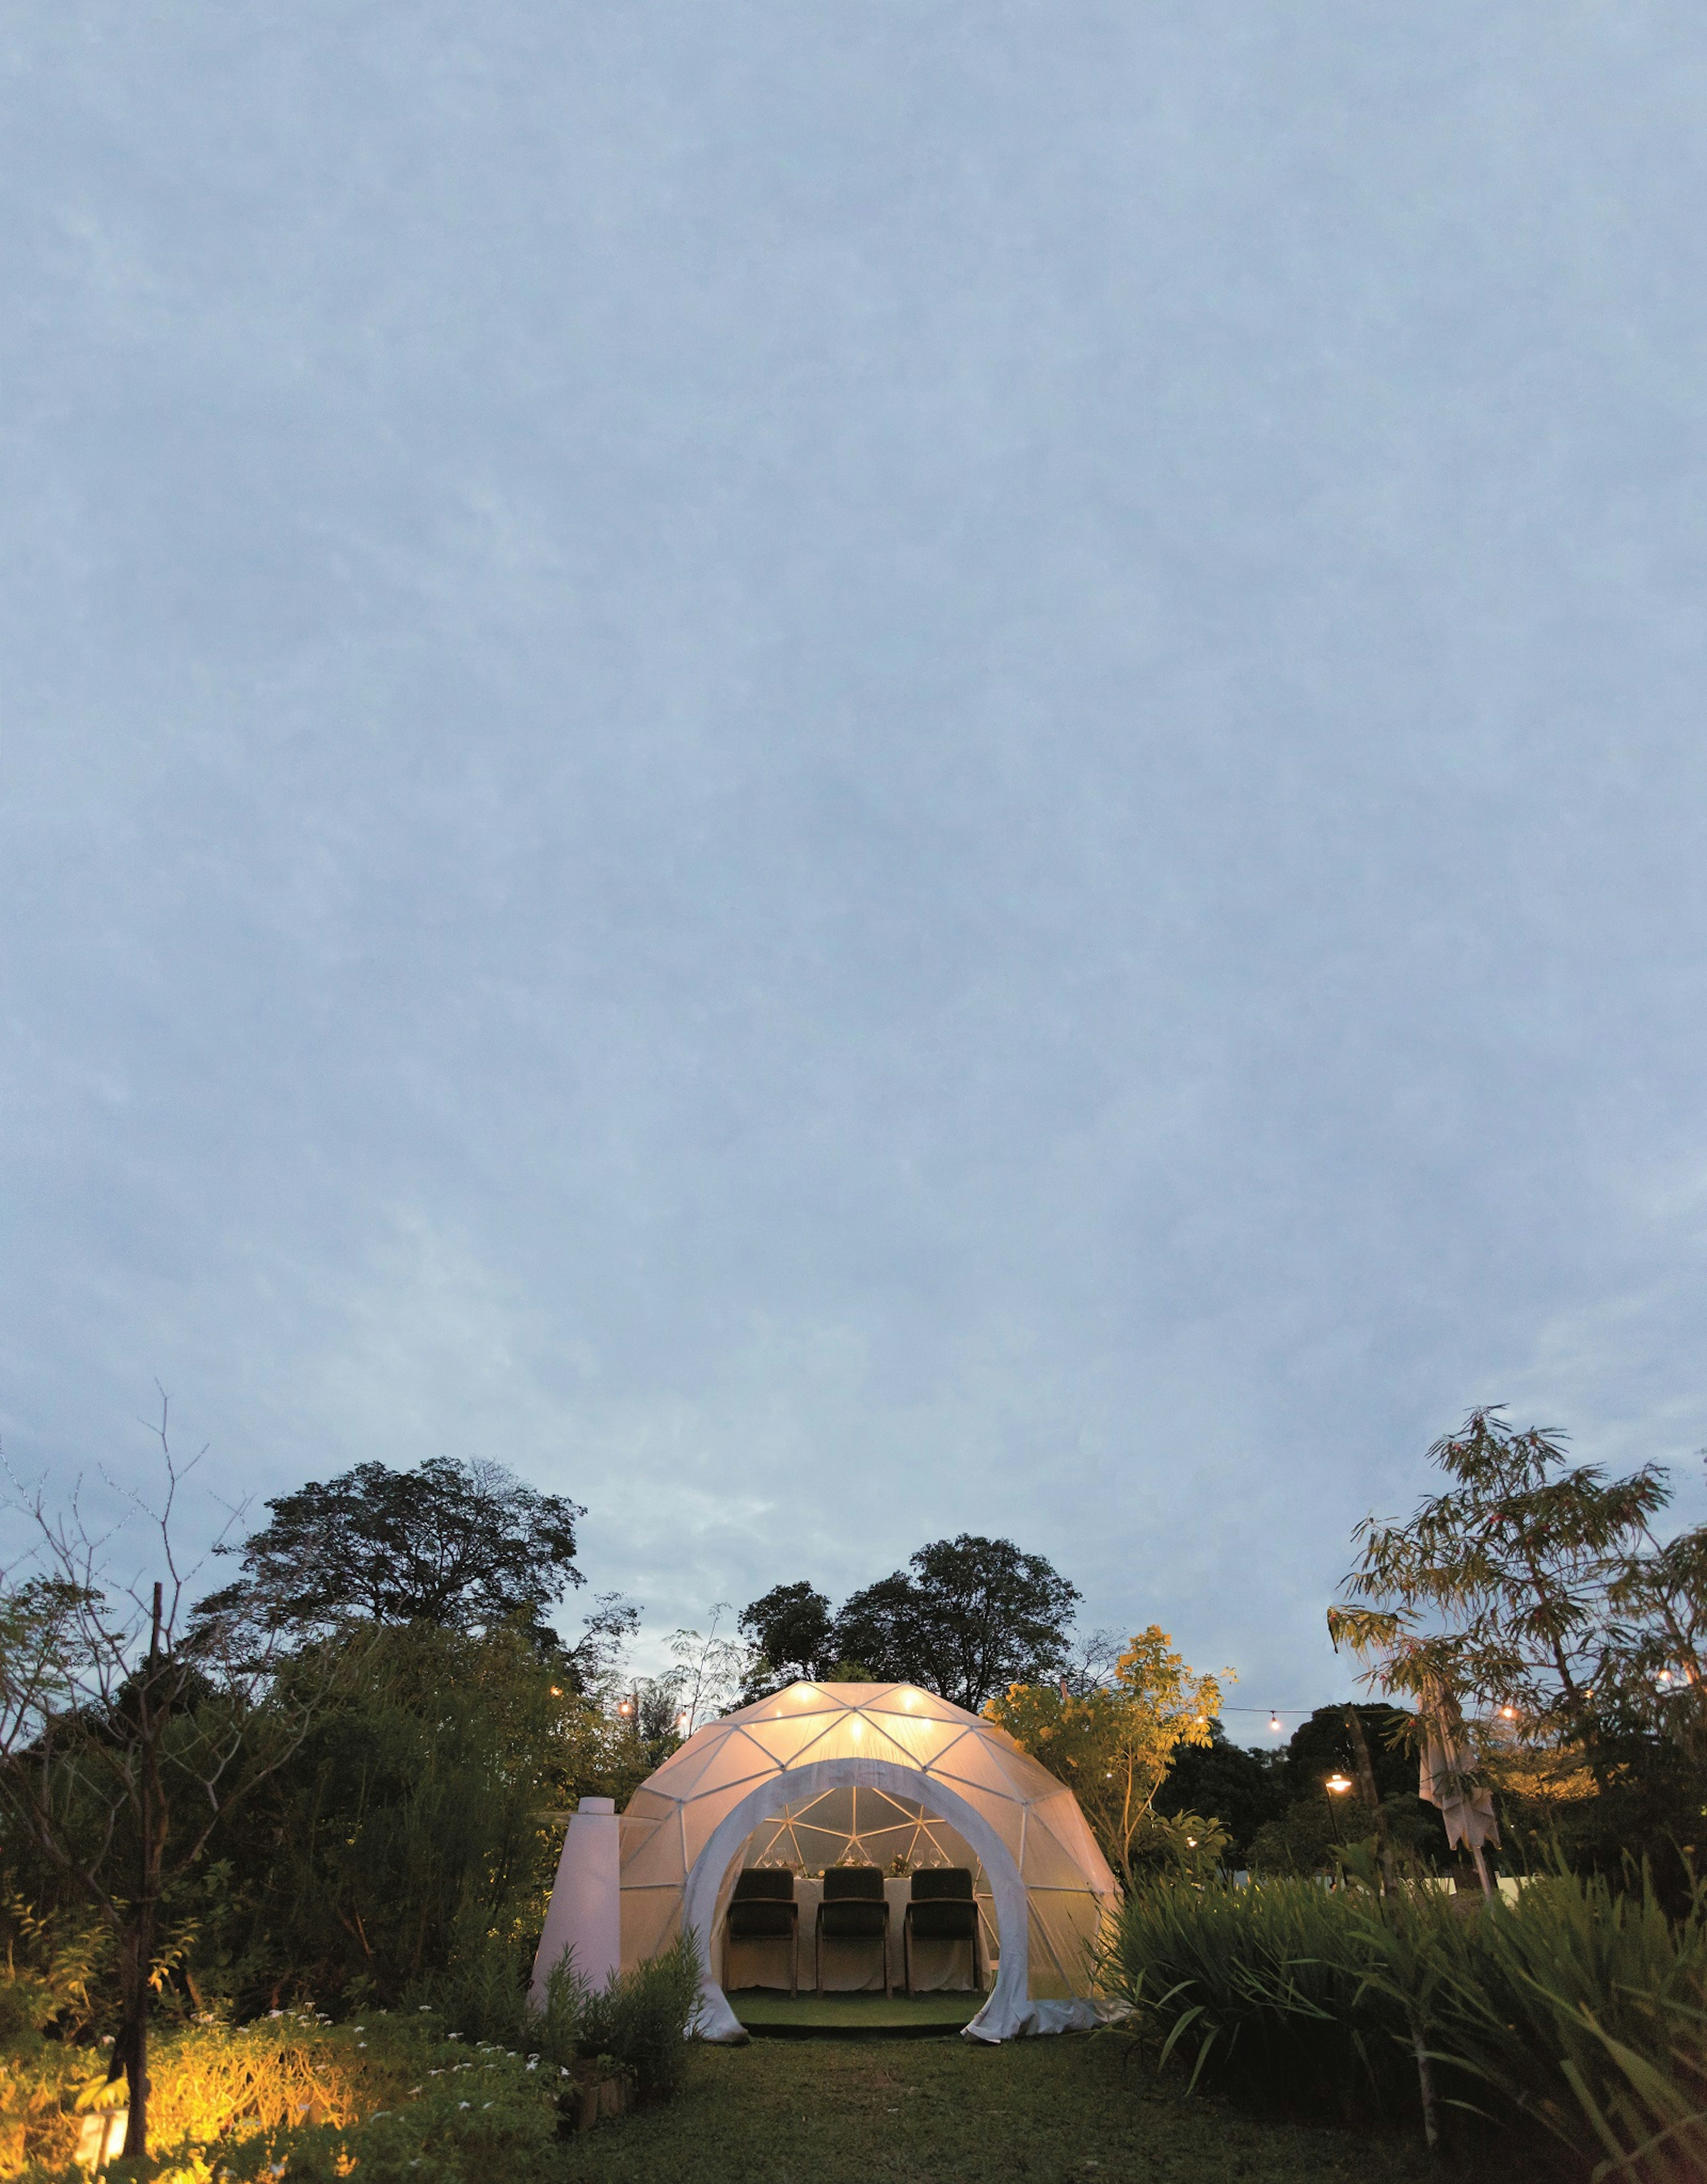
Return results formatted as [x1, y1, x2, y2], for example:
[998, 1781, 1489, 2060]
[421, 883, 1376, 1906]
[612, 1680, 1119, 2042]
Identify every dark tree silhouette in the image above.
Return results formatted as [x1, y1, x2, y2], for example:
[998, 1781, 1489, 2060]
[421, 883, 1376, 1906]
[737, 1582, 834, 1697]
[830, 1535, 1081, 1712]
[202, 1456, 587, 1646]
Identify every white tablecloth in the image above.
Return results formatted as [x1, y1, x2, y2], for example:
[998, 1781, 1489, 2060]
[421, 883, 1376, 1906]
[722, 1875, 992, 1994]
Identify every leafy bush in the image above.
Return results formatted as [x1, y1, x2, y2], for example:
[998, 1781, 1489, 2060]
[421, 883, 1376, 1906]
[0, 1960, 697, 2184]
[576, 1933, 704, 2101]
[1102, 1862, 1707, 2178]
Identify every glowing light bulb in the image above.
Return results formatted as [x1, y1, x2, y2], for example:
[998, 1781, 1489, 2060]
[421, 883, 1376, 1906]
[1326, 1773, 1353, 1795]
[1269, 1714, 1281, 1734]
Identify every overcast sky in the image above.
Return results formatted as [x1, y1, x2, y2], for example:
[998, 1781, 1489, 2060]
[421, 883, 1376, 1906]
[4, 4, 1706, 1736]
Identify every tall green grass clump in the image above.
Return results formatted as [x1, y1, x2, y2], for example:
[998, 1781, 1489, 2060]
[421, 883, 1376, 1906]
[1103, 1874, 1422, 2124]
[1102, 1863, 1707, 2178]
[1439, 1865, 1707, 2181]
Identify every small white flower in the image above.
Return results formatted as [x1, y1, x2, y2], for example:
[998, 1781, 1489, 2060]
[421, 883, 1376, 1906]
[458, 2099, 471, 2109]
[525, 2058, 538, 2071]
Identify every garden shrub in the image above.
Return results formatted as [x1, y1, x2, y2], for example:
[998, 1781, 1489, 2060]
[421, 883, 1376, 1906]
[575, 1933, 704, 2100]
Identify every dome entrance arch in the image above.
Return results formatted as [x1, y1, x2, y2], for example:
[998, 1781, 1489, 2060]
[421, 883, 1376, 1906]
[683, 1755, 1028, 2042]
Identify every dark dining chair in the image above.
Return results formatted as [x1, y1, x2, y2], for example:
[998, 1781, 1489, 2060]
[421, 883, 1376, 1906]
[902, 1867, 982, 1995]
[724, 1868, 799, 1997]
[815, 1865, 890, 1996]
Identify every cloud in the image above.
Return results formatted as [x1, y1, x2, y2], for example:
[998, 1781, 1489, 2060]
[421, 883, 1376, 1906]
[4, 3, 1707, 1724]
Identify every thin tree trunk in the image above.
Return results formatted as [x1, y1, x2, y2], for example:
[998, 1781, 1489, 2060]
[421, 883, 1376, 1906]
[117, 1915, 154, 2159]
[1409, 2008, 1440, 2152]
[1345, 1707, 1397, 1892]
[120, 1582, 167, 2159]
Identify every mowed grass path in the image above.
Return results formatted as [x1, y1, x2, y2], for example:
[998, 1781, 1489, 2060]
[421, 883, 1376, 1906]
[556, 2033, 1450, 2184]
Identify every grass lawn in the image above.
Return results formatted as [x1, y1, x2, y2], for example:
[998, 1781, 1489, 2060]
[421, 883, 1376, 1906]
[555, 2032, 1452, 2184]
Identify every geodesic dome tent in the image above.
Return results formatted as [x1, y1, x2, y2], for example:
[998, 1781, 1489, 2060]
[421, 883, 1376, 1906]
[537, 1680, 1120, 2043]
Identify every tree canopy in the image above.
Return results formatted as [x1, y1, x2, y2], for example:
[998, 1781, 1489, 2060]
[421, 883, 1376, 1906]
[737, 1582, 834, 1687]
[203, 1457, 587, 1647]
[739, 1536, 1081, 1712]
[986, 1625, 1222, 1881]
[1327, 1406, 1705, 1768]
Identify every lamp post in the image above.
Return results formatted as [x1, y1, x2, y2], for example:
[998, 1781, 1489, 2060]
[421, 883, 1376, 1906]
[1325, 1771, 1352, 1847]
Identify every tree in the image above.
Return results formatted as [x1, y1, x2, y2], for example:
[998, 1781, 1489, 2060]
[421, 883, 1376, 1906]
[1326, 1408, 1690, 1753]
[986, 1625, 1221, 1882]
[203, 1456, 590, 1653]
[1282, 1703, 1417, 1806]
[1152, 1722, 1288, 1864]
[0, 1407, 343, 2160]
[664, 1605, 750, 1734]
[830, 1535, 1080, 1712]
[187, 1619, 643, 2014]
[737, 1583, 834, 1699]
[1327, 1407, 1707, 1895]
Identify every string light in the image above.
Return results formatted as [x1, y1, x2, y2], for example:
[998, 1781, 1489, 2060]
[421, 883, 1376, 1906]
[1269, 1714, 1281, 1734]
